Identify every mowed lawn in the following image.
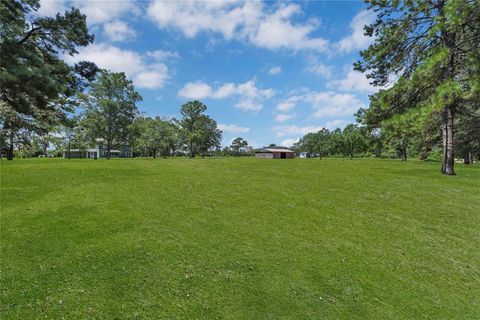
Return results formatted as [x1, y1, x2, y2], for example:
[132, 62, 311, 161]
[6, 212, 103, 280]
[1, 158, 479, 319]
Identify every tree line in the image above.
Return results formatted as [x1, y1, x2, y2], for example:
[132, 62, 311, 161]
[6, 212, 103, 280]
[293, 108, 479, 163]
[0, 1, 225, 160]
[295, 0, 480, 172]
[1, 0, 479, 174]
[4, 69, 224, 159]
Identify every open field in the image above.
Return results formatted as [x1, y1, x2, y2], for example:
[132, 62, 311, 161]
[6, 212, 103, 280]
[1, 158, 480, 319]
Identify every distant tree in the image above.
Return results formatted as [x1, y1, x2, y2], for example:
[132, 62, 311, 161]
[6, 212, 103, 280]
[230, 137, 248, 155]
[176, 100, 208, 158]
[57, 117, 86, 159]
[313, 128, 331, 158]
[70, 125, 90, 158]
[0, 102, 30, 160]
[132, 116, 179, 158]
[294, 131, 326, 156]
[30, 117, 63, 157]
[81, 70, 141, 159]
[340, 124, 367, 158]
[455, 103, 480, 164]
[196, 115, 222, 157]
[157, 120, 180, 158]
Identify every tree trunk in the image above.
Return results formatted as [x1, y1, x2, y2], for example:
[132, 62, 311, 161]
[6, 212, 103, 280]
[153, 149, 156, 158]
[7, 141, 14, 160]
[6, 130, 14, 160]
[440, 26, 456, 175]
[107, 141, 111, 160]
[441, 106, 455, 175]
[189, 139, 195, 158]
[463, 151, 472, 165]
[401, 143, 407, 161]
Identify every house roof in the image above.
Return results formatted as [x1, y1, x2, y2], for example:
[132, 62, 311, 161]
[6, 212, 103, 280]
[255, 148, 294, 153]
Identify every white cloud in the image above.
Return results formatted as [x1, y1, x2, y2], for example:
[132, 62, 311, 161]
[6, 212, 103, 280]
[213, 83, 237, 99]
[275, 114, 294, 122]
[74, 0, 140, 25]
[277, 90, 365, 119]
[305, 91, 363, 118]
[248, 4, 328, 51]
[324, 119, 349, 130]
[235, 100, 263, 112]
[218, 124, 251, 133]
[148, 1, 260, 39]
[38, 0, 66, 16]
[276, 96, 301, 112]
[146, 50, 180, 61]
[336, 10, 375, 53]
[63, 43, 169, 89]
[148, 2, 329, 52]
[39, 1, 140, 42]
[305, 63, 332, 79]
[178, 82, 213, 99]
[328, 68, 376, 93]
[268, 66, 282, 75]
[133, 64, 169, 89]
[272, 125, 323, 137]
[281, 138, 299, 147]
[236, 80, 275, 99]
[178, 80, 274, 112]
[103, 20, 136, 42]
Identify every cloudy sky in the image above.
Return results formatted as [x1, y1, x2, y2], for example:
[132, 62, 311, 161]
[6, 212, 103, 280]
[40, 0, 380, 147]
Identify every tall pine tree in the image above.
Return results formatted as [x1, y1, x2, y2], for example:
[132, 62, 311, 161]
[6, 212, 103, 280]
[356, 0, 480, 174]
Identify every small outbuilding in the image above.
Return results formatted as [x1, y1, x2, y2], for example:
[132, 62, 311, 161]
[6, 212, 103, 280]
[255, 148, 295, 159]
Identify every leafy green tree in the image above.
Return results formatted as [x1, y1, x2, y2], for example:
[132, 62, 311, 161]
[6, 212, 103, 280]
[81, 70, 141, 159]
[0, 102, 31, 160]
[31, 117, 64, 157]
[70, 125, 90, 158]
[230, 137, 248, 155]
[176, 100, 208, 158]
[340, 124, 367, 158]
[294, 129, 331, 158]
[314, 128, 331, 158]
[196, 115, 222, 157]
[132, 116, 179, 158]
[355, 0, 480, 174]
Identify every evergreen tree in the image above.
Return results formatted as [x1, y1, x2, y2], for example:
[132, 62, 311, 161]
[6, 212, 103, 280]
[0, 0, 97, 159]
[177, 100, 208, 158]
[355, 0, 480, 174]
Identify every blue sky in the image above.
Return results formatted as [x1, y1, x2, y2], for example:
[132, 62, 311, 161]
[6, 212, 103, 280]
[40, 0, 379, 147]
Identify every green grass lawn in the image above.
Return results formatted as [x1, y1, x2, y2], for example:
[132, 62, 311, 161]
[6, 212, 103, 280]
[1, 158, 479, 319]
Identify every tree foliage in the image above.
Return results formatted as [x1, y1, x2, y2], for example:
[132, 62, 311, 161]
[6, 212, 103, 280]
[356, 0, 480, 174]
[0, 0, 97, 160]
[294, 125, 371, 158]
[0, 0, 95, 115]
[132, 116, 180, 158]
[176, 100, 222, 158]
[230, 137, 249, 155]
[80, 70, 141, 159]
